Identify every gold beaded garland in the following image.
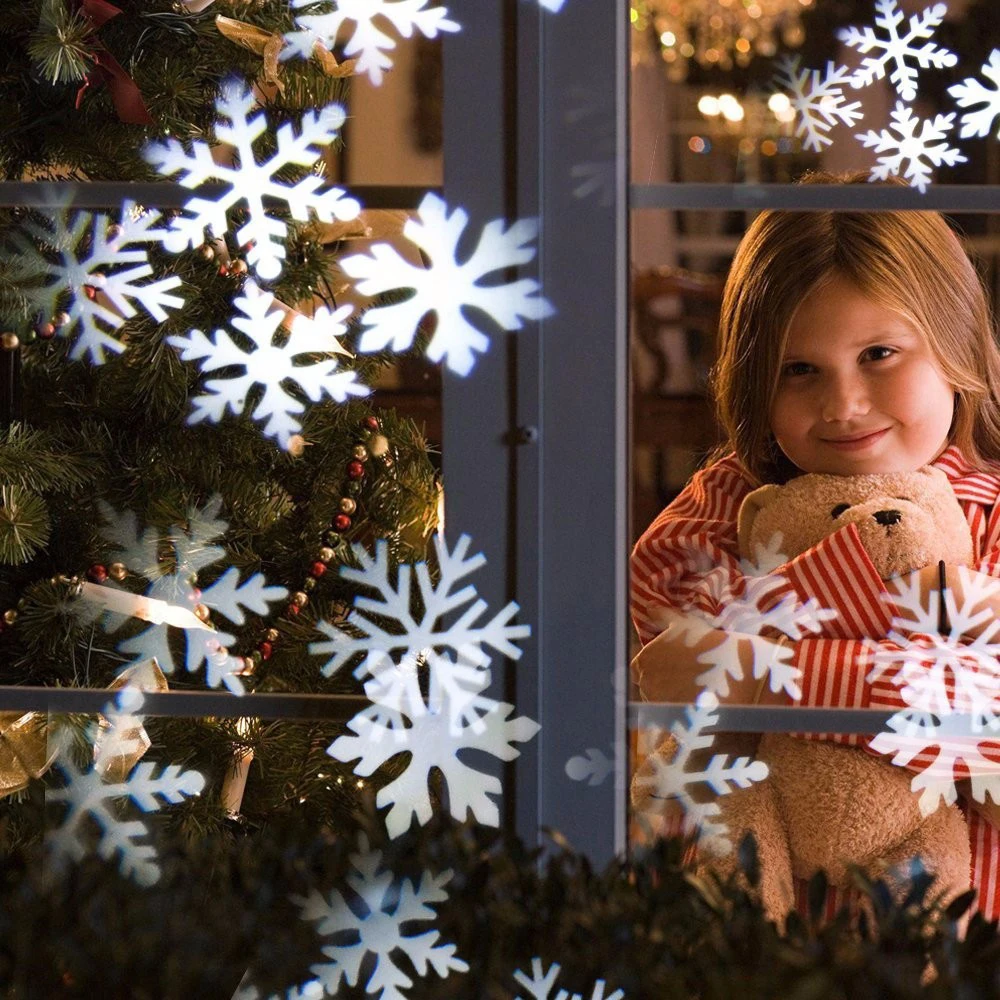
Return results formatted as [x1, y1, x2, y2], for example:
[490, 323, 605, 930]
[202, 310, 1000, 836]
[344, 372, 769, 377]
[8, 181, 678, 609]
[369, 433, 390, 457]
[193, 604, 211, 622]
[3, 610, 17, 626]
[108, 562, 127, 582]
[352, 444, 369, 462]
[1, 332, 20, 350]
[338, 498, 356, 515]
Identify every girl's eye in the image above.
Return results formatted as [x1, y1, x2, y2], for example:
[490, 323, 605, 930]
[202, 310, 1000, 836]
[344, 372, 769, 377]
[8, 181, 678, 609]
[781, 361, 812, 378]
[862, 345, 895, 362]
[831, 503, 851, 518]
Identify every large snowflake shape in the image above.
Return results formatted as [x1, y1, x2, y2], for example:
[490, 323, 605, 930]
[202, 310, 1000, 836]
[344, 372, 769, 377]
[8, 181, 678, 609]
[145, 80, 360, 280]
[23, 203, 183, 364]
[290, 834, 469, 1000]
[340, 193, 555, 376]
[632, 693, 768, 855]
[47, 685, 205, 886]
[837, 0, 957, 103]
[98, 497, 288, 695]
[855, 100, 966, 193]
[513, 958, 625, 1000]
[310, 532, 530, 728]
[949, 48, 1000, 140]
[329, 663, 539, 837]
[168, 281, 367, 449]
[867, 565, 1000, 814]
[773, 57, 864, 152]
[283, 1, 460, 87]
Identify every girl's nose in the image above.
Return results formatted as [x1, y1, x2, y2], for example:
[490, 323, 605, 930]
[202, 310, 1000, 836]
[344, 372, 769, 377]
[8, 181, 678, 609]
[820, 375, 870, 422]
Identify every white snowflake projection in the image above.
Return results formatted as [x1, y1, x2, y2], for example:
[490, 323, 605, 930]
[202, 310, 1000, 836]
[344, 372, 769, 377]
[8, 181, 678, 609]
[340, 193, 555, 376]
[145, 79, 360, 280]
[290, 834, 469, 1000]
[283, 0, 460, 87]
[635, 550, 836, 852]
[47, 685, 205, 886]
[772, 57, 865, 152]
[310, 532, 530, 728]
[23, 202, 183, 364]
[855, 100, 967, 192]
[837, 0, 957, 104]
[533, 0, 567, 10]
[633, 693, 768, 856]
[565, 746, 614, 786]
[513, 958, 625, 1000]
[168, 281, 367, 449]
[949, 48, 1000, 139]
[97, 497, 288, 695]
[329, 660, 539, 837]
[867, 565, 1000, 815]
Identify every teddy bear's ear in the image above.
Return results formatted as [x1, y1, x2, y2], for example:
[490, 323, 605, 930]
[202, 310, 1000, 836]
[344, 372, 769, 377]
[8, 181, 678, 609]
[738, 484, 783, 557]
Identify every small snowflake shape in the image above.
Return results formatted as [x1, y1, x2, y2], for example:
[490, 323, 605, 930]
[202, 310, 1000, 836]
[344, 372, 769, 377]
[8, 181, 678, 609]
[837, 0, 957, 103]
[565, 746, 614, 786]
[340, 193, 555, 376]
[168, 281, 367, 448]
[283, 0, 460, 87]
[632, 693, 769, 856]
[291, 834, 469, 1000]
[310, 532, 530, 727]
[329, 664, 539, 837]
[772, 57, 864, 152]
[47, 686, 205, 886]
[98, 497, 288, 694]
[949, 48, 1000, 140]
[513, 958, 625, 1000]
[856, 100, 966, 192]
[145, 80, 360, 280]
[23, 203, 183, 364]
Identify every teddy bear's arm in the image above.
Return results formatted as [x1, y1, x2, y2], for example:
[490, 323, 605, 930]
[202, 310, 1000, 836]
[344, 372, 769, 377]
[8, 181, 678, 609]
[632, 610, 787, 706]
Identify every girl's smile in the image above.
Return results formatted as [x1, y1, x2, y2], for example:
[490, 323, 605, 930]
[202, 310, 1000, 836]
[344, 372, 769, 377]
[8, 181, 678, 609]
[770, 273, 956, 476]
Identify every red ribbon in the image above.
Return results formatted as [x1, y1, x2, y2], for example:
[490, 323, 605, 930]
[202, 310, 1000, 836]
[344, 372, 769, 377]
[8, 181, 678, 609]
[74, 0, 154, 126]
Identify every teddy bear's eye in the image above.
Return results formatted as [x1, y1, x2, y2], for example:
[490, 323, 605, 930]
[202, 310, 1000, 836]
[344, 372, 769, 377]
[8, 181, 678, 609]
[831, 503, 851, 518]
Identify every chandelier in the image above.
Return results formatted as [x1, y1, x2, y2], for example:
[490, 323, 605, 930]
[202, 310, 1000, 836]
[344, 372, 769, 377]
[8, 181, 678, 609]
[632, 0, 814, 79]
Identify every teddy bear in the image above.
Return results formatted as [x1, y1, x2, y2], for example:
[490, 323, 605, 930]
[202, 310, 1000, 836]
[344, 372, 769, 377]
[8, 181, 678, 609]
[632, 466, 982, 924]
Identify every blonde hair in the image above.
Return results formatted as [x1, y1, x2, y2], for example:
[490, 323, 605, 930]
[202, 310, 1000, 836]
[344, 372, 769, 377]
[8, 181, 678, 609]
[710, 171, 1000, 484]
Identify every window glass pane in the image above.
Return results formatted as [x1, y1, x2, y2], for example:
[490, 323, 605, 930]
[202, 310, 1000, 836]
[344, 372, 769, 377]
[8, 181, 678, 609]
[629, 0, 1000, 932]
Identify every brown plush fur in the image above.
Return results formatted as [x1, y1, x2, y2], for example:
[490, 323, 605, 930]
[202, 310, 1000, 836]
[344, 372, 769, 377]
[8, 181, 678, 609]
[633, 467, 974, 924]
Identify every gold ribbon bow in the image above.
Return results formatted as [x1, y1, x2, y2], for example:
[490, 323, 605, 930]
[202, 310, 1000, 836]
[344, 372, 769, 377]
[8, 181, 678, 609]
[214, 15, 357, 94]
[0, 658, 168, 797]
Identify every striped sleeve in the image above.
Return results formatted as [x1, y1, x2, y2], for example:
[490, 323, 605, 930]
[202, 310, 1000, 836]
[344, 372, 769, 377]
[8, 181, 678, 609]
[631, 456, 751, 645]
[781, 522, 895, 638]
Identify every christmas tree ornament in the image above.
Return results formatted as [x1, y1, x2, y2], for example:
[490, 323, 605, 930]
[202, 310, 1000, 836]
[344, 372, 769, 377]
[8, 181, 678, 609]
[0, 711, 58, 799]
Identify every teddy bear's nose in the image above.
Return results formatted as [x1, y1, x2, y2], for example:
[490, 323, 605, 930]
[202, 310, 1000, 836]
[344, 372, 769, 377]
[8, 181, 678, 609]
[874, 509, 902, 526]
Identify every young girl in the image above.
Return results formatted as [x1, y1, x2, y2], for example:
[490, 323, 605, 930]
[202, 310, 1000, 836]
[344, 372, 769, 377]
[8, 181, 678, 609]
[631, 171, 1000, 922]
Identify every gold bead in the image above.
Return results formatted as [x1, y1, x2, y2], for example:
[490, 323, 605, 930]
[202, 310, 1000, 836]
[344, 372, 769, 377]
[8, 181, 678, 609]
[108, 562, 127, 581]
[231, 259, 248, 275]
[291, 591, 308, 608]
[3, 609, 17, 626]
[338, 497, 356, 515]
[198, 243, 215, 261]
[319, 546, 335, 562]
[368, 433, 390, 458]
[193, 603, 211, 622]
[1, 332, 20, 350]
[265, 628, 279, 642]
[54, 312, 71, 328]
[352, 444, 369, 462]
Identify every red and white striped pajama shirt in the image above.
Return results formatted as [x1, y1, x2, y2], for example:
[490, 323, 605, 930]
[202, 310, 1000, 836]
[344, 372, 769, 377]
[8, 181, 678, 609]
[631, 444, 1000, 922]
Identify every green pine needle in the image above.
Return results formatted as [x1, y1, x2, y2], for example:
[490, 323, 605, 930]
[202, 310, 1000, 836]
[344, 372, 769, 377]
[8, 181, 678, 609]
[27, 0, 97, 86]
[0, 485, 51, 565]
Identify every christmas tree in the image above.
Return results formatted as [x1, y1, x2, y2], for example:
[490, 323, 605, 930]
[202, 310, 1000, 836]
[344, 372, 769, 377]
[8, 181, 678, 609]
[0, 0, 479, 873]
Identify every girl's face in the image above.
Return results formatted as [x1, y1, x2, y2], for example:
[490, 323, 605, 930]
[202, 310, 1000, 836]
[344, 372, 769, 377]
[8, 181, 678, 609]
[770, 273, 955, 476]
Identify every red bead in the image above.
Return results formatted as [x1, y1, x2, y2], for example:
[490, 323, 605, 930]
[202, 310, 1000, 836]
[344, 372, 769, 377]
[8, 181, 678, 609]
[218, 264, 229, 276]
[311, 561, 327, 577]
[38, 323, 57, 340]
[363, 415, 380, 431]
[259, 641, 273, 660]
[333, 513, 352, 532]
[87, 564, 108, 583]
[285, 603, 300, 616]
[83, 285, 98, 301]
[346, 460, 365, 480]
[188, 588, 202, 603]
